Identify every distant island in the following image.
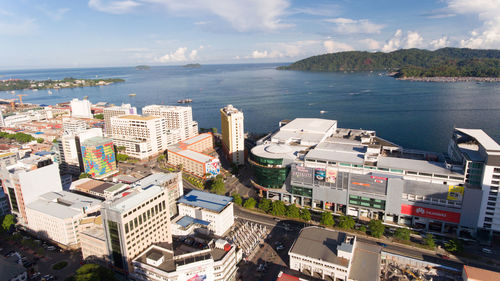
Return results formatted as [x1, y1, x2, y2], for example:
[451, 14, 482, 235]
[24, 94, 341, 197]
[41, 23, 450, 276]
[183, 63, 201, 68]
[0, 77, 125, 91]
[278, 48, 500, 81]
[135, 65, 151, 70]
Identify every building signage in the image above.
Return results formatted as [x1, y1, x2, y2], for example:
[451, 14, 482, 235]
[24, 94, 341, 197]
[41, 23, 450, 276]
[294, 166, 313, 179]
[370, 175, 387, 184]
[447, 185, 464, 201]
[400, 204, 460, 223]
[325, 168, 337, 183]
[315, 168, 326, 181]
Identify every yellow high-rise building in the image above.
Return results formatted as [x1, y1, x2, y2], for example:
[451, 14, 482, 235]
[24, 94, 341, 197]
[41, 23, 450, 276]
[220, 105, 245, 165]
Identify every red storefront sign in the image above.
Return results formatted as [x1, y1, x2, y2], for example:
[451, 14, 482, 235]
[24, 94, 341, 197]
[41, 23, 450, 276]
[400, 204, 461, 224]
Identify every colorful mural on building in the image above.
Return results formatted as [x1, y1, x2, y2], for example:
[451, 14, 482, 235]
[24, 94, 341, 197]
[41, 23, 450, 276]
[81, 137, 117, 178]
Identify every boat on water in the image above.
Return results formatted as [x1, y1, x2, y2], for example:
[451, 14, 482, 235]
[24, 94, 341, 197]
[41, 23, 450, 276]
[10, 90, 15, 94]
[320, 110, 327, 114]
[177, 99, 193, 104]
[129, 93, 136, 97]
[48, 90, 53, 95]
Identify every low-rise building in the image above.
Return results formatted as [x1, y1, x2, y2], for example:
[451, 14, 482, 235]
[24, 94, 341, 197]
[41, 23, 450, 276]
[0, 255, 27, 281]
[177, 190, 234, 236]
[462, 265, 500, 281]
[132, 238, 238, 281]
[80, 225, 109, 263]
[70, 178, 129, 200]
[25, 191, 102, 247]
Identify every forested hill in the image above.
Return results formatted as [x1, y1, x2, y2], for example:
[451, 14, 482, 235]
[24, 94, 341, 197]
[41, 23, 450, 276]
[277, 48, 500, 77]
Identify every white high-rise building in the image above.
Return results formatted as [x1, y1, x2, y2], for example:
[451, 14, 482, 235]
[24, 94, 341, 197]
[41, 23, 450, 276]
[142, 105, 198, 140]
[62, 117, 87, 135]
[0, 109, 4, 127]
[70, 98, 92, 119]
[0, 155, 62, 225]
[110, 115, 168, 160]
[220, 105, 245, 165]
[103, 104, 137, 136]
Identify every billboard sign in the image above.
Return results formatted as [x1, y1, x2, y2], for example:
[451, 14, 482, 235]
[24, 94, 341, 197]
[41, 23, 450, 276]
[400, 204, 460, 223]
[325, 168, 337, 183]
[294, 166, 313, 180]
[447, 185, 464, 201]
[315, 168, 326, 181]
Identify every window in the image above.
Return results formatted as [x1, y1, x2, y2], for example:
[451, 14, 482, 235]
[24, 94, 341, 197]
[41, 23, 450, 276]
[484, 217, 493, 222]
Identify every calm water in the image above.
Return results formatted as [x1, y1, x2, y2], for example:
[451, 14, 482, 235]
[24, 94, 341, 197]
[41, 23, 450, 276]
[1, 64, 499, 153]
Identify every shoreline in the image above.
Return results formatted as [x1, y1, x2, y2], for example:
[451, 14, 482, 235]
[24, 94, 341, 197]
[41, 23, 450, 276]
[396, 76, 500, 82]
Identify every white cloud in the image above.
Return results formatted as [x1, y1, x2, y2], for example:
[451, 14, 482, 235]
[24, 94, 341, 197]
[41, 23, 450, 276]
[88, 0, 141, 14]
[155, 46, 201, 63]
[246, 40, 320, 59]
[323, 40, 353, 53]
[446, 0, 500, 48]
[325, 17, 384, 34]
[360, 39, 380, 50]
[250, 50, 283, 59]
[382, 29, 425, 52]
[430, 36, 449, 49]
[0, 18, 37, 35]
[189, 50, 198, 60]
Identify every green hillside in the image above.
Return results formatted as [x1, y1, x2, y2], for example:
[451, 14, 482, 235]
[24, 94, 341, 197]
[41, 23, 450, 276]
[277, 48, 500, 78]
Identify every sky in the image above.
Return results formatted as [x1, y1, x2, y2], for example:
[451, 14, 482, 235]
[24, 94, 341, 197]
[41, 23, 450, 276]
[1, 0, 500, 69]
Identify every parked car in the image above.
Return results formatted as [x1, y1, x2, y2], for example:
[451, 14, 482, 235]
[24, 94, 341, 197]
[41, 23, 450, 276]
[47, 246, 56, 251]
[377, 242, 387, 247]
[482, 248, 493, 254]
[437, 254, 450, 260]
[276, 245, 285, 251]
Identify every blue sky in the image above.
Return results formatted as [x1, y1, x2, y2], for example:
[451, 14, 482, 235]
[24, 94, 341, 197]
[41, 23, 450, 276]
[1, 0, 499, 69]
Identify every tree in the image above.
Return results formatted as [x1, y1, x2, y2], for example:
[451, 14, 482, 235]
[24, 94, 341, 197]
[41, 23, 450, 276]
[320, 212, 335, 227]
[286, 204, 300, 218]
[231, 163, 239, 175]
[211, 127, 218, 134]
[36, 138, 44, 143]
[243, 198, 256, 209]
[270, 200, 286, 216]
[444, 238, 463, 253]
[300, 209, 311, 222]
[117, 154, 129, 162]
[79, 173, 90, 179]
[359, 225, 367, 233]
[2, 214, 15, 232]
[338, 215, 355, 230]
[94, 113, 104, 120]
[117, 146, 126, 152]
[157, 154, 165, 163]
[52, 138, 59, 143]
[210, 177, 226, 195]
[258, 198, 272, 213]
[394, 228, 411, 241]
[73, 263, 117, 281]
[368, 220, 385, 238]
[423, 234, 435, 248]
[231, 193, 242, 206]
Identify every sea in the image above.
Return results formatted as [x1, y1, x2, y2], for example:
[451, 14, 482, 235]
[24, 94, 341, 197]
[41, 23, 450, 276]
[1, 63, 499, 153]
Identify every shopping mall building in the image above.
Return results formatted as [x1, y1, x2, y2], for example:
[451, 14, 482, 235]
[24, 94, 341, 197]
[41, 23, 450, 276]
[249, 118, 500, 240]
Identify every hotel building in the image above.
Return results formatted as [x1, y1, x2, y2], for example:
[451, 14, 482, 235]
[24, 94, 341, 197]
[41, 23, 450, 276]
[220, 105, 245, 166]
[103, 104, 137, 136]
[134, 172, 183, 218]
[70, 98, 93, 119]
[142, 105, 198, 141]
[80, 136, 118, 179]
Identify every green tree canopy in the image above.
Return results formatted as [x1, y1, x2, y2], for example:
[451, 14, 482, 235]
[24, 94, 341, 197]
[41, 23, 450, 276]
[423, 234, 435, 248]
[2, 214, 15, 232]
[117, 154, 129, 162]
[36, 138, 44, 143]
[444, 238, 463, 253]
[300, 209, 311, 222]
[286, 204, 300, 218]
[243, 198, 257, 209]
[368, 220, 385, 238]
[94, 113, 104, 120]
[338, 215, 355, 230]
[79, 173, 90, 179]
[270, 200, 286, 216]
[231, 193, 242, 206]
[258, 198, 272, 213]
[320, 212, 335, 227]
[210, 177, 226, 195]
[394, 228, 411, 241]
[73, 263, 117, 281]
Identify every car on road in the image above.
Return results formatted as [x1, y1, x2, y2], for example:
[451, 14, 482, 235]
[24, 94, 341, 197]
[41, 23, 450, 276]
[437, 254, 450, 260]
[276, 245, 285, 251]
[273, 218, 280, 222]
[482, 248, 493, 254]
[377, 242, 387, 247]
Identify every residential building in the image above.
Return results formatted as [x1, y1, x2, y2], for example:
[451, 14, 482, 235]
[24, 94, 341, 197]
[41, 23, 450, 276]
[101, 184, 173, 271]
[0, 156, 62, 225]
[177, 190, 234, 236]
[0, 189, 10, 216]
[220, 105, 245, 165]
[0, 255, 27, 281]
[289, 227, 380, 281]
[462, 265, 500, 281]
[62, 118, 87, 134]
[58, 128, 103, 176]
[25, 191, 102, 247]
[0, 109, 4, 127]
[3, 109, 49, 127]
[166, 133, 220, 178]
[103, 104, 137, 136]
[110, 115, 168, 160]
[142, 105, 198, 140]
[134, 172, 183, 217]
[132, 239, 238, 281]
[70, 98, 92, 119]
[0, 152, 18, 168]
[81, 136, 117, 179]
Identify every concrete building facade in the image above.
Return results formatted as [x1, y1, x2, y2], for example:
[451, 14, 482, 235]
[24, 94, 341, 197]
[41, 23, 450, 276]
[103, 104, 137, 136]
[70, 98, 92, 119]
[142, 105, 198, 141]
[220, 105, 245, 166]
[81, 136, 117, 179]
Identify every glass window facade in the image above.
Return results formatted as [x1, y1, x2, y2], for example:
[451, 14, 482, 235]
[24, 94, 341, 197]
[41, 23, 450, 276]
[108, 220, 124, 269]
[349, 195, 386, 210]
[250, 152, 289, 188]
[7, 187, 18, 212]
[291, 186, 312, 197]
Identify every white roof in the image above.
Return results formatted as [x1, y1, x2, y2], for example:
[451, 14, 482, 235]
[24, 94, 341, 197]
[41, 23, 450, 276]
[108, 185, 163, 213]
[175, 149, 215, 163]
[271, 118, 337, 144]
[27, 191, 102, 220]
[455, 128, 500, 151]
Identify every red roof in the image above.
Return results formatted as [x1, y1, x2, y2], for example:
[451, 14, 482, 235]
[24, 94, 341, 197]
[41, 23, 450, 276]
[276, 273, 300, 281]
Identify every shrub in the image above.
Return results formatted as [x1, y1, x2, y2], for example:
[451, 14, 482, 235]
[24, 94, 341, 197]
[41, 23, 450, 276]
[270, 201, 286, 216]
[320, 212, 335, 227]
[394, 228, 411, 241]
[232, 193, 242, 206]
[423, 234, 435, 248]
[53, 261, 68, 270]
[444, 238, 463, 253]
[286, 205, 300, 218]
[368, 220, 385, 238]
[243, 198, 257, 209]
[300, 209, 311, 222]
[258, 198, 272, 213]
[338, 215, 355, 230]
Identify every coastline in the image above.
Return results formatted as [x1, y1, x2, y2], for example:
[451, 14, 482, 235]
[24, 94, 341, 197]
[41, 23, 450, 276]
[396, 76, 500, 82]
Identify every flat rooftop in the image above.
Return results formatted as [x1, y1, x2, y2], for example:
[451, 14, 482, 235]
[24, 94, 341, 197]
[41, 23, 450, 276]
[176, 215, 210, 228]
[181, 133, 212, 145]
[27, 191, 102, 220]
[70, 178, 116, 195]
[377, 156, 462, 176]
[271, 118, 337, 144]
[134, 173, 178, 189]
[108, 185, 164, 213]
[348, 242, 381, 281]
[117, 115, 158, 121]
[289, 227, 349, 267]
[178, 190, 232, 213]
[174, 149, 215, 163]
[82, 136, 113, 146]
[463, 265, 500, 280]
[455, 128, 500, 152]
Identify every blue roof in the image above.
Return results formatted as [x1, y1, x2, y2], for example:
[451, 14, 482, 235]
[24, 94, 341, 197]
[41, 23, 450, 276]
[176, 215, 210, 228]
[34, 132, 44, 135]
[35, 151, 53, 156]
[178, 190, 232, 212]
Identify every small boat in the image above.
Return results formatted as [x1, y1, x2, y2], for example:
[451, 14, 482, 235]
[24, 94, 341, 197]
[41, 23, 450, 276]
[32, 89, 38, 92]
[128, 93, 136, 97]
[177, 99, 193, 104]
[83, 96, 88, 99]
[10, 90, 15, 94]
[320, 110, 327, 114]
[48, 90, 53, 95]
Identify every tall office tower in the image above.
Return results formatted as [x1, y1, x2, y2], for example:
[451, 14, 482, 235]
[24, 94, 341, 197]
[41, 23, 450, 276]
[142, 105, 198, 140]
[110, 115, 168, 160]
[220, 105, 245, 166]
[101, 185, 172, 271]
[80, 136, 117, 179]
[62, 117, 88, 135]
[70, 98, 93, 119]
[103, 104, 137, 136]
[0, 155, 62, 225]
[0, 109, 4, 127]
[448, 128, 500, 235]
[58, 128, 103, 176]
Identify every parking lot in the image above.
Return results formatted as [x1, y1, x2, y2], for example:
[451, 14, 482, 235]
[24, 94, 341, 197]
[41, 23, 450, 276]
[0, 230, 83, 280]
